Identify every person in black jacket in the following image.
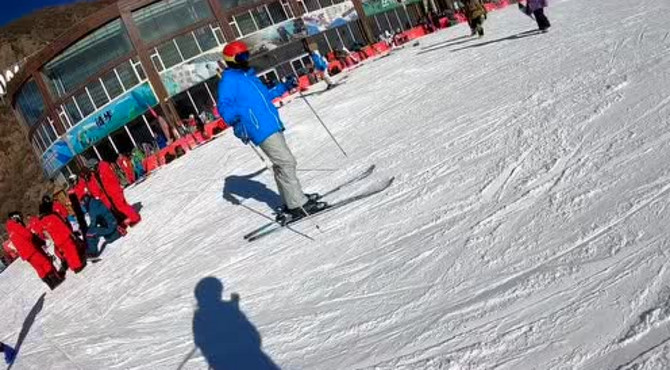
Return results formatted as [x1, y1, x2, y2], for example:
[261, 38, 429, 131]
[82, 194, 122, 258]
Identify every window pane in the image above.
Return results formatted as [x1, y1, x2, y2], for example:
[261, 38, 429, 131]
[134, 61, 147, 80]
[117, 61, 140, 89]
[195, 26, 218, 51]
[15, 80, 45, 127]
[175, 33, 201, 60]
[42, 121, 58, 143]
[43, 19, 132, 96]
[132, 0, 213, 43]
[218, 0, 259, 10]
[158, 41, 183, 69]
[318, 0, 333, 8]
[304, 0, 320, 12]
[102, 71, 124, 99]
[189, 83, 212, 113]
[64, 100, 82, 124]
[387, 10, 401, 32]
[236, 12, 257, 35]
[252, 7, 272, 29]
[151, 54, 165, 72]
[230, 22, 241, 38]
[267, 2, 288, 23]
[214, 27, 226, 44]
[75, 91, 95, 117]
[88, 80, 109, 109]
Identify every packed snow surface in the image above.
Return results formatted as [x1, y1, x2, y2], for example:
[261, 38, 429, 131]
[3, 0, 670, 368]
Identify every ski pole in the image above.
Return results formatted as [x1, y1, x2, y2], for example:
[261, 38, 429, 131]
[299, 92, 349, 158]
[249, 144, 271, 170]
[228, 193, 315, 241]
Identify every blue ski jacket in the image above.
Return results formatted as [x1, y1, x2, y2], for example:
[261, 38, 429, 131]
[310, 52, 328, 72]
[217, 68, 290, 146]
[86, 198, 118, 238]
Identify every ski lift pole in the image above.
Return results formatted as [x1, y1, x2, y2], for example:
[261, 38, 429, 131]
[299, 92, 349, 158]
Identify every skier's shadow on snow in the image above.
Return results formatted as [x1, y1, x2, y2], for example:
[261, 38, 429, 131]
[450, 30, 542, 52]
[417, 34, 474, 54]
[7, 293, 45, 370]
[190, 277, 279, 370]
[222, 168, 282, 210]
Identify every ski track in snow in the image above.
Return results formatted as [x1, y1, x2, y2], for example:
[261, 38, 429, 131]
[3, 0, 670, 368]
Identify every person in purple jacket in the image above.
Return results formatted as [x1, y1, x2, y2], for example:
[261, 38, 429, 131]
[527, 0, 551, 32]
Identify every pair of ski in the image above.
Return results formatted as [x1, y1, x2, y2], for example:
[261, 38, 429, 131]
[243, 164, 394, 242]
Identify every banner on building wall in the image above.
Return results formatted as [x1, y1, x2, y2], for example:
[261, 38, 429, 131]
[237, 2, 358, 56]
[42, 140, 74, 177]
[362, 0, 421, 16]
[302, 1, 358, 35]
[66, 82, 158, 154]
[162, 51, 222, 97]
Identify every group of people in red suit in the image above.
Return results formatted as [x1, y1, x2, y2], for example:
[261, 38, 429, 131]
[4, 158, 142, 290]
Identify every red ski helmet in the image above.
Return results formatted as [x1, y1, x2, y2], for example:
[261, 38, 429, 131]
[222, 41, 250, 64]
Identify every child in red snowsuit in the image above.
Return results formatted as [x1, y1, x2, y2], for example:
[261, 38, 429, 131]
[6, 212, 63, 289]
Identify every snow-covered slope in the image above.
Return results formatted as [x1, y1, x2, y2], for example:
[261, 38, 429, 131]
[3, 0, 670, 368]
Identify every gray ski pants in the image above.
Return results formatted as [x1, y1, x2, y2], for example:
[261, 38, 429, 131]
[259, 132, 308, 209]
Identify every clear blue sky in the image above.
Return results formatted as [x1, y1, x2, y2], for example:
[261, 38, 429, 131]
[0, 0, 90, 27]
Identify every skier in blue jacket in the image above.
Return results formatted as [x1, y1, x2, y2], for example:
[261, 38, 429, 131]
[309, 48, 335, 89]
[82, 194, 122, 257]
[218, 41, 326, 223]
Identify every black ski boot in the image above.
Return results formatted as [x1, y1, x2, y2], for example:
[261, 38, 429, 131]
[289, 198, 328, 219]
[42, 271, 64, 290]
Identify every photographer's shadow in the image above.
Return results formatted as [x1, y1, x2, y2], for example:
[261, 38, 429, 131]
[192, 277, 279, 370]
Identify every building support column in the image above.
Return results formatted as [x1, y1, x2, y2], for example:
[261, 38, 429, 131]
[120, 9, 181, 139]
[207, 0, 236, 42]
[351, 0, 376, 44]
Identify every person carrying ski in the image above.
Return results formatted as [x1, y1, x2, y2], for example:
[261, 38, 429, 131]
[460, 0, 487, 37]
[5, 212, 63, 290]
[217, 41, 326, 224]
[82, 194, 123, 258]
[39, 200, 85, 273]
[526, 0, 551, 32]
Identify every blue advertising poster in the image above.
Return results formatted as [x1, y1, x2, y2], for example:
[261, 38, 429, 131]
[41, 82, 158, 175]
[66, 82, 158, 153]
[42, 140, 74, 176]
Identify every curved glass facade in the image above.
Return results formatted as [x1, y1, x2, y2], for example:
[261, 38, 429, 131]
[13, 0, 385, 178]
[15, 80, 45, 128]
[43, 19, 133, 98]
[132, 0, 213, 43]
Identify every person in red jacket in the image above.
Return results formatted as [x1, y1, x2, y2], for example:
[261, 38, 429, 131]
[5, 212, 63, 289]
[39, 199, 85, 273]
[69, 175, 87, 202]
[52, 199, 70, 221]
[90, 159, 141, 226]
[82, 167, 113, 210]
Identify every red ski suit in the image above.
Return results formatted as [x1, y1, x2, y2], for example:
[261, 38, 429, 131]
[117, 155, 135, 184]
[53, 200, 70, 221]
[72, 178, 87, 201]
[40, 215, 84, 272]
[86, 174, 113, 210]
[99, 161, 141, 225]
[6, 220, 55, 278]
